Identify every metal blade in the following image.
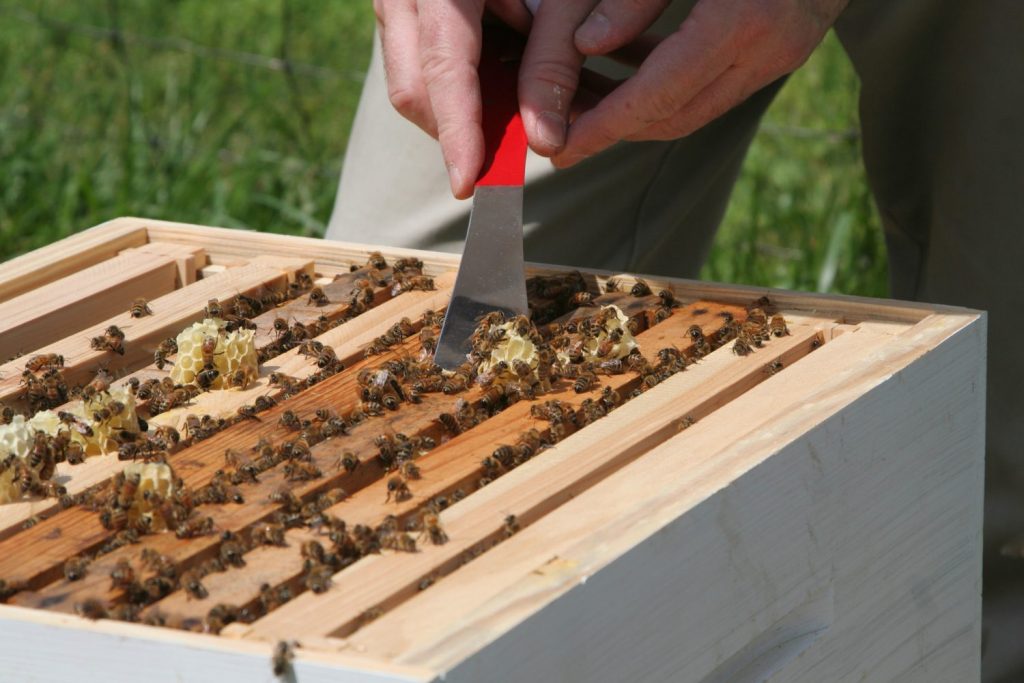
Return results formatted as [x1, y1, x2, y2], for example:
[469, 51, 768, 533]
[434, 185, 527, 369]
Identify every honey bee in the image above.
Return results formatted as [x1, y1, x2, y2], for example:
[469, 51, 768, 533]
[57, 410, 93, 437]
[307, 286, 329, 306]
[75, 598, 108, 620]
[195, 366, 220, 390]
[181, 568, 208, 600]
[64, 555, 90, 581]
[630, 279, 652, 297]
[130, 298, 153, 318]
[175, 515, 215, 539]
[205, 298, 223, 318]
[401, 275, 435, 293]
[337, 451, 359, 473]
[733, 337, 753, 356]
[109, 558, 136, 591]
[254, 395, 277, 411]
[25, 354, 64, 372]
[90, 326, 126, 355]
[235, 404, 260, 422]
[442, 373, 469, 395]
[278, 410, 302, 431]
[764, 359, 784, 375]
[272, 640, 295, 677]
[573, 372, 598, 394]
[304, 564, 334, 593]
[386, 476, 412, 503]
[198, 335, 218, 366]
[316, 345, 339, 369]
[398, 460, 421, 480]
[250, 522, 286, 547]
[769, 315, 789, 337]
[419, 509, 448, 545]
[503, 514, 521, 537]
[220, 539, 248, 568]
[284, 461, 322, 481]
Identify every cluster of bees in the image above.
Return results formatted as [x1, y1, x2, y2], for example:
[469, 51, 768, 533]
[726, 298, 790, 355]
[258, 254, 430, 364]
[1, 251, 807, 667]
[19, 353, 71, 412]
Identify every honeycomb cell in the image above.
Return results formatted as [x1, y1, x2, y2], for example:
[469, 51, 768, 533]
[169, 317, 258, 390]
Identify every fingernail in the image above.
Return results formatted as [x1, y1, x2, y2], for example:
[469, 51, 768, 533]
[576, 11, 610, 48]
[446, 162, 464, 196]
[535, 111, 566, 150]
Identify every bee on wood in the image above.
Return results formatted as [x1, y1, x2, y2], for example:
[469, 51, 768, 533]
[272, 640, 296, 677]
[307, 286, 328, 306]
[64, 555, 90, 582]
[129, 298, 153, 318]
[181, 568, 208, 600]
[687, 325, 712, 357]
[278, 410, 302, 431]
[419, 509, 448, 545]
[385, 476, 412, 503]
[398, 460, 421, 480]
[220, 539, 247, 568]
[75, 598, 108, 620]
[336, 451, 359, 473]
[764, 359, 784, 376]
[402, 275, 435, 293]
[304, 563, 334, 594]
[503, 514, 521, 537]
[108, 558, 135, 591]
[630, 279, 652, 297]
[90, 326, 126, 355]
[769, 314, 789, 337]
[254, 395, 277, 411]
[175, 515, 215, 539]
[316, 345, 339, 370]
[236, 404, 261, 422]
[733, 337, 753, 356]
[25, 354, 64, 372]
[573, 372, 598, 394]
[442, 373, 469, 395]
[284, 461, 321, 481]
[250, 522, 286, 547]
[205, 298, 223, 318]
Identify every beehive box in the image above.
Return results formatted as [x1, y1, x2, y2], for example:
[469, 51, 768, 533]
[0, 218, 984, 682]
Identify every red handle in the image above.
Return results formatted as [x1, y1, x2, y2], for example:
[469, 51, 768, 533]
[476, 27, 527, 188]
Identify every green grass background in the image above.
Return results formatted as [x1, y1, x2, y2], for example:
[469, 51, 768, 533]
[0, 1, 887, 298]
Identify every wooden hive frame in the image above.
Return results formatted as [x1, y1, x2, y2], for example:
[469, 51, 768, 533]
[0, 217, 984, 683]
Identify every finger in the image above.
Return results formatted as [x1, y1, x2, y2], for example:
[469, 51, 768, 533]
[575, 0, 670, 56]
[417, 0, 486, 199]
[553, 8, 732, 167]
[375, 0, 438, 136]
[517, 0, 597, 156]
[623, 66, 754, 140]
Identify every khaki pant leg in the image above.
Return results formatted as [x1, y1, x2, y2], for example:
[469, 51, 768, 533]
[325, 7, 784, 280]
[836, 2, 1024, 679]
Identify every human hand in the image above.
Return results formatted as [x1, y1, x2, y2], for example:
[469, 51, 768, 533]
[372, 0, 532, 198]
[548, 0, 849, 168]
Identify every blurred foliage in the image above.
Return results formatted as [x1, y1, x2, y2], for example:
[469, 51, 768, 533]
[0, 2, 886, 297]
[703, 32, 888, 297]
